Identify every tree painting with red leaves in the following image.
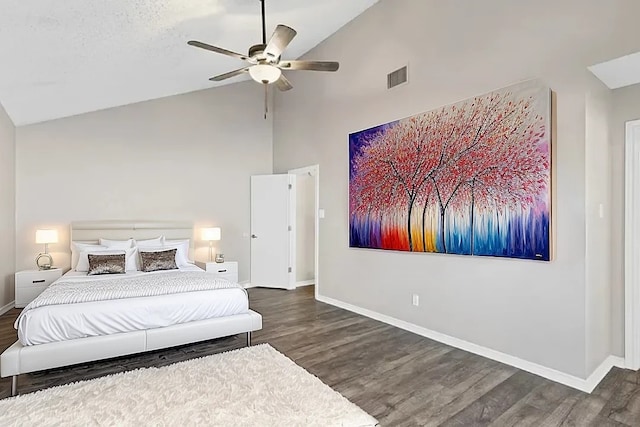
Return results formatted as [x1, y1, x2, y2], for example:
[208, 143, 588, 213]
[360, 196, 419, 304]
[349, 80, 551, 260]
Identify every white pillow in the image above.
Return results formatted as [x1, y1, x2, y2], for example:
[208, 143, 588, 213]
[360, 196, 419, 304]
[164, 239, 192, 266]
[76, 247, 138, 272]
[135, 236, 164, 247]
[71, 242, 107, 270]
[99, 238, 134, 249]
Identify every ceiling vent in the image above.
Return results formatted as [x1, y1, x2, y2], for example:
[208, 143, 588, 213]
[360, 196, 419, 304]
[387, 65, 408, 89]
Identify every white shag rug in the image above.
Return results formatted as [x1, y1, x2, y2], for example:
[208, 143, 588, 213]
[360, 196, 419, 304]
[0, 344, 378, 427]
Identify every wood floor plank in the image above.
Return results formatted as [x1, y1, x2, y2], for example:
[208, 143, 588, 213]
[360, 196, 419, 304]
[623, 368, 640, 385]
[1, 286, 640, 426]
[538, 394, 583, 427]
[556, 394, 607, 426]
[489, 402, 548, 427]
[598, 378, 640, 425]
[523, 381, 575, 412]
[400, 364, 518, 426]
[589, 415, 630, 427]
[439, 370, 546, 426]
[592, 367, 628, 401]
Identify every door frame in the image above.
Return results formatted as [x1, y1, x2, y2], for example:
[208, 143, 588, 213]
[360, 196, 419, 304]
[625, 119, 640, 370]
[288, 165, 320, 299]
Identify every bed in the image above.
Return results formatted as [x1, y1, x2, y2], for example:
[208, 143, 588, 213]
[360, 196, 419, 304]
[1, 221, 262, 396]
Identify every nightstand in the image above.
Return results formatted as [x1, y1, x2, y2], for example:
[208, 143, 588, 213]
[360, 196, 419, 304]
[15, 268, 63, 308]
[195, 261, 238, 283]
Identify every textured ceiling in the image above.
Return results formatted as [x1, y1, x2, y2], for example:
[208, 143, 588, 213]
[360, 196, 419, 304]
[0, 0, 379, 125]
[588, 51, 640, 90]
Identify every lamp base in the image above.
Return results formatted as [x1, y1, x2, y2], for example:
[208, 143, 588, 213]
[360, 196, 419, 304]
[36, 253, 53, 270]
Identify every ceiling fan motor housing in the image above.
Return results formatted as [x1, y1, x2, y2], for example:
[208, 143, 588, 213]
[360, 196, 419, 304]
[249, 44, 266, 59]
[249, 44, 281, 64]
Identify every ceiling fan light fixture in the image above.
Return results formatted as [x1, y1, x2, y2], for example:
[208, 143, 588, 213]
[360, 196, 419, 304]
[249, 64, 281, 84]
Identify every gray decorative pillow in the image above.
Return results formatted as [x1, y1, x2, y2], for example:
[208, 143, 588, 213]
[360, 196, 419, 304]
[140, 249, 178, 272]
[87, 253, 126, 276]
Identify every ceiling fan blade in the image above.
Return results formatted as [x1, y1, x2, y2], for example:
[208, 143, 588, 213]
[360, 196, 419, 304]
[188, 41, 249, 62]
[264, 25, 297, 60]
[209, 67, 250, 82]
[278, 60, 340, 72]
[275, 74, 293, 91]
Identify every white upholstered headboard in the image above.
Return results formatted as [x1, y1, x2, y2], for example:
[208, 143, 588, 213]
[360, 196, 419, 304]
[70, 220, 193, 246]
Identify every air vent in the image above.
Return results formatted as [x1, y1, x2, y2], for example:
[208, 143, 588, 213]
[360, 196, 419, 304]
[387, 65, 408, 89]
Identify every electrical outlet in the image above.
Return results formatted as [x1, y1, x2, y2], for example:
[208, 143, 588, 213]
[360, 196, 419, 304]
[412, 294, 419, 306]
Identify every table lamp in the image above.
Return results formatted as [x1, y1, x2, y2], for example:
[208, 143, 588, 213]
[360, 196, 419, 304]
[201, 227, 221, 262]
[35, 229, 58, 270]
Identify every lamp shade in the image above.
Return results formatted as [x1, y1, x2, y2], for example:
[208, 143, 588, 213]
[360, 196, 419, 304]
[35, 229, 58, 244]
[201, 227, 221, 241]
[248, 64, 282, 84]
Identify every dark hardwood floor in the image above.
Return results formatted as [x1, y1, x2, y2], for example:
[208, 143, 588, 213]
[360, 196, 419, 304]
[1, 286, 640, 426]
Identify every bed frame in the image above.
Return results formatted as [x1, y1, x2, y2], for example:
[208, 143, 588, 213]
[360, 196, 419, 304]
[1, 220, 262, 396]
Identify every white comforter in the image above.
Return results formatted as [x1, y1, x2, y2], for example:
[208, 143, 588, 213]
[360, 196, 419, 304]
[20, 270, 242, 312]
[16, 268, 249, 346]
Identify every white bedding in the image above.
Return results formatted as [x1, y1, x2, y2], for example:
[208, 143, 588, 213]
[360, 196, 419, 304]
[17, 266, 249, 346]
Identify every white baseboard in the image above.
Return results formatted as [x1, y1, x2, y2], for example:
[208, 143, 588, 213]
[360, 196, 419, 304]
[316, 294, 623, 393]
[240, 281, 256, 289]
[242, 282, 300, 291]
[0, 300, 15, 316]
[296, 280, 315, 288]
[584, 356, 626, 392]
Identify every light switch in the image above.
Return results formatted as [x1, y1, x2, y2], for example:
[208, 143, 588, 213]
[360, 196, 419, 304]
[318, 209, 325, 219]
[598, 204, 604, 219]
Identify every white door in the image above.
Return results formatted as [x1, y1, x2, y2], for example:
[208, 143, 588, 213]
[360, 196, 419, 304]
[250, 174, 295, 289]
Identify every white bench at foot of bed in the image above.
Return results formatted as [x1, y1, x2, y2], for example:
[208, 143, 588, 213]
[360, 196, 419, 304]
[1, 310, 262, 396]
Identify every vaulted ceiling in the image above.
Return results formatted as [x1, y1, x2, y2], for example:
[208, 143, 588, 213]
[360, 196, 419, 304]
[0, 0, 379, 125]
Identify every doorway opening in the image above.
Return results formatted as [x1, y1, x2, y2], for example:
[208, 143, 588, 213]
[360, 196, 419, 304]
[288, 165, 320, 298]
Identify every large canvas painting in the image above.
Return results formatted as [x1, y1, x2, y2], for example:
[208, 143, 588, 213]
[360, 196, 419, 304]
[349, 80, 551, 261]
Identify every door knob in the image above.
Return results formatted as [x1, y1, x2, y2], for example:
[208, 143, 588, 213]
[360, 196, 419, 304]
[251, 234, 258, 238]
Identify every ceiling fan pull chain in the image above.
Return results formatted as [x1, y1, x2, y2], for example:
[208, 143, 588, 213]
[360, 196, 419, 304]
[264, 83, 268, 119]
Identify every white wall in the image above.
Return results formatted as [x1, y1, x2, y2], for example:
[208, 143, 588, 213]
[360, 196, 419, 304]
[0, 101, 16, 309]
[611, 83, 640, 356]
[585, 73, 613, 373]
[273, 0, 640, 378]
[295, 173, 315, 283]
[15, 82, 272, 282]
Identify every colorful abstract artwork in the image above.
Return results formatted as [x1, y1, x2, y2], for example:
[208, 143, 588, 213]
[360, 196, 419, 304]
[349, 80, 551, 261]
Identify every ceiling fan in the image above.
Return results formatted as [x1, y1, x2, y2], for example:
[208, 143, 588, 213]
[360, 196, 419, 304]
[187, 0, 339, 118]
